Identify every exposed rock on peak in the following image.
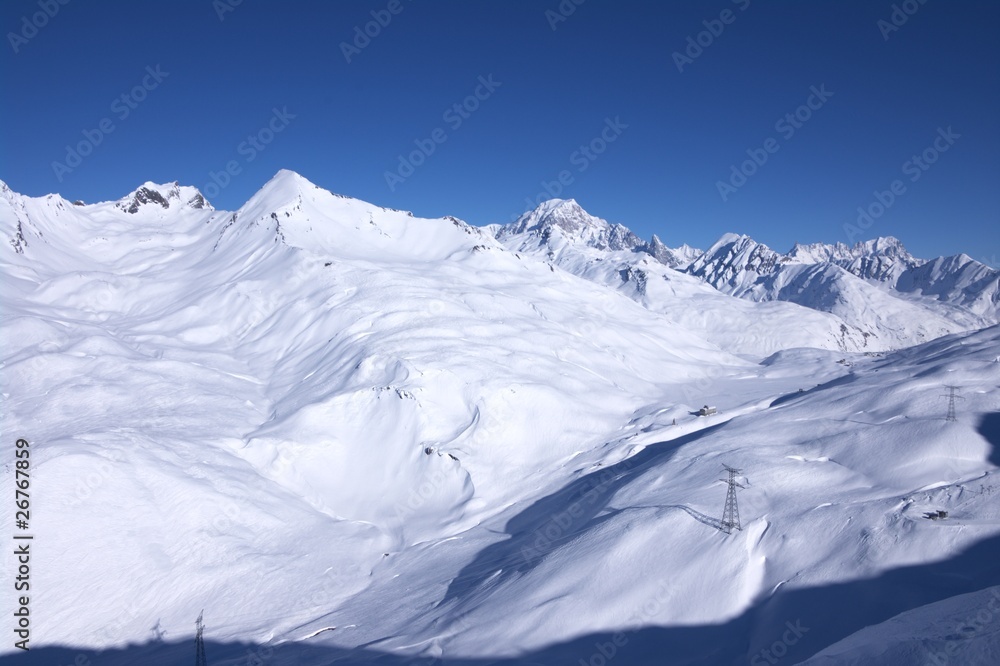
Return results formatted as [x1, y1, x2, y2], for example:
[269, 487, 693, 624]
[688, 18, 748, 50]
[497, 199, 692, 266]
[116, 181, 212, 214]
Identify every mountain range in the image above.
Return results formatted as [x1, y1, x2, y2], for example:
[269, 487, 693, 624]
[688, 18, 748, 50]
[492, 197, 998, 356]
[8, 175, 996, 357]
[2, 171, 998, 665]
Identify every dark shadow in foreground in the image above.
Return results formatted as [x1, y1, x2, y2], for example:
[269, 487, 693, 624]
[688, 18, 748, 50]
[10, 416, 1000, 665]
[978, 411, 1000, 468]
[9, 516, 1000, 664]
[440, 422, 730, 608]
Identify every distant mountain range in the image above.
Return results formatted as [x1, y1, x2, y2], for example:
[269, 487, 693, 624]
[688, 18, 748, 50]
[491, 198, 998, 354]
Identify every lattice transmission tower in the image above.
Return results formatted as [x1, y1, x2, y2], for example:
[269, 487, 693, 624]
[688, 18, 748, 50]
[195, 611, 207, 666]
[941, 385, 964, 422]
[720, 464, 746, 534]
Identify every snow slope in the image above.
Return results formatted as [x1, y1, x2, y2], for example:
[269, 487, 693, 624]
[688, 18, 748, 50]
[800, 585, 1000, 666]
[1, 172, 998, 665]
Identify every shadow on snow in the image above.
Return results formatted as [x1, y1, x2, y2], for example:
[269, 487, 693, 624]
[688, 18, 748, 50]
[8, 531, 1000, 666]
[10, 415, 1000, 665]
[978, 411, 1000, 468]
[439, 422, 731, 608]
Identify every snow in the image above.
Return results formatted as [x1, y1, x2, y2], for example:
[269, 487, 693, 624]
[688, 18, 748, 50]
[510, 214, 998, 353]
[800, 585, 1000, 665]
[1, 172, 998, 665]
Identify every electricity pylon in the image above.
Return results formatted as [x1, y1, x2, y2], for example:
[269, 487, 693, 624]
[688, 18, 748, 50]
[720, 464, 745, 534]
[195, 611, 207, 666]
[941, 385, 964, 422]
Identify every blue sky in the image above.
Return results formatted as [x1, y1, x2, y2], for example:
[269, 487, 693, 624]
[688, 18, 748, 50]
[2, 0, 998, 261]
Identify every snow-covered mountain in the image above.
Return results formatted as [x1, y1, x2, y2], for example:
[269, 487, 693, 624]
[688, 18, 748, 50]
[492, 203, 874, 355]
[493, 201, 998, 353]
[689, 233, 997, 335]
[491, 198, 699, 269]
[785, 237, 1000, 319]
[896, 253, 1000, 317]
[787, 236, 920, 283]
[2, 172, 998, 665]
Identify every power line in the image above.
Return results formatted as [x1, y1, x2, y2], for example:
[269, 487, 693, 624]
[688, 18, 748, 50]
[195, 610, 207, 666]
[941, 385, 964, 422]
[719, 464, 745, 535]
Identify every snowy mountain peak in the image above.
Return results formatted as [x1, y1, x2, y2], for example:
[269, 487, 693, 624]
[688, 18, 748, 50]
[785, 236, 920, 282]
[212, 170, 493, 262]
[496, 199, 701, 269]
[695, 233, 920, 283]
[116, 181, 211, 214]
[646, 234, 671, 262]
[688, 233, 785, 287]
[508, 198, 604, 235]
[238, 170, 370, 220]
[787, 240, 853, 263]
[260, 168, 323, 197]
[701, 232, 768, 259]
[646, 234, 702, 268]
[853, 235, 913, 259]
[712, 232, 749, 248]
[500, 198, 653, 258]
[788, 235, 916, 264]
